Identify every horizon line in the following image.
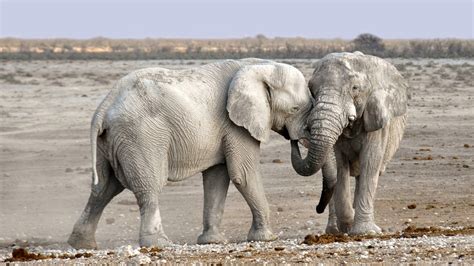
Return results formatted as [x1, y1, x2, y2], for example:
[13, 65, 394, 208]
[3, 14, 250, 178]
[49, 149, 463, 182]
[1, 36, 473, 41]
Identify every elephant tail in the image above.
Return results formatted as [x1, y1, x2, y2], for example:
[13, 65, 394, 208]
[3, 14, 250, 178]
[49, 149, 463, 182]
[91, 113, 103, 186]
[91, 90, 116, 186]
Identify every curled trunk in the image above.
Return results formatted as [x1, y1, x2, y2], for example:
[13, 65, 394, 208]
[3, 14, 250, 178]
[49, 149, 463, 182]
[291, 108, 343, 176]
[291, 102, 344, 212]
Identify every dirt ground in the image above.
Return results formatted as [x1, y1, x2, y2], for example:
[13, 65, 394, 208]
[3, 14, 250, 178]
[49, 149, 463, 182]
[0, 58, 473, 263]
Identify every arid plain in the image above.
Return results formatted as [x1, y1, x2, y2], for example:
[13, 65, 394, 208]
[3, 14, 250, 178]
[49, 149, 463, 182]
[0, 58, 473, 263]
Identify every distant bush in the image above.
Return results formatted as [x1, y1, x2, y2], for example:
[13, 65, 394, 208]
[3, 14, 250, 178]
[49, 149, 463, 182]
[352, 33, 385, 56]
[0, 36, 473, 60]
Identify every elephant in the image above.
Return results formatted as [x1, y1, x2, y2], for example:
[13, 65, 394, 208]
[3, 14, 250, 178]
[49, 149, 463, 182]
[291, 52, 408, 235]
[68, 58, 313, 249]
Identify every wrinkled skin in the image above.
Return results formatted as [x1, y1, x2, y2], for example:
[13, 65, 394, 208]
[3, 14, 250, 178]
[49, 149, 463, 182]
[291, 52, 407, 235]
[68, 58, 313, 249]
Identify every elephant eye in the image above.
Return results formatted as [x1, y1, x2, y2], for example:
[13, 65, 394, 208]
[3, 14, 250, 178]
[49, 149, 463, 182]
[352, 85, 359, 91]
[291, 106, 300, 113]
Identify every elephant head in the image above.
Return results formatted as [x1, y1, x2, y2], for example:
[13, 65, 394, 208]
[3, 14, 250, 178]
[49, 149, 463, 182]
[291, 52, 407, 210]
[227, 62, 312, 143]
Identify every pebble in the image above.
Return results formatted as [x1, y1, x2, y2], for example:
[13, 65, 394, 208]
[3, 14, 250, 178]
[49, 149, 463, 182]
[1, 234, 472, 263]
[133, 254, 151, 264]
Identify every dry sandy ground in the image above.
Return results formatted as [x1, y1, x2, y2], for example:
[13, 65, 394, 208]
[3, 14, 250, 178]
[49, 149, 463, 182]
[0, 58, 473, 263]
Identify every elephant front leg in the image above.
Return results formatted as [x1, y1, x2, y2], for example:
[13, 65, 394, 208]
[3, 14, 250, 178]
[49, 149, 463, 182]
[350, 131, 385, 235]
[334, 152, 354, 233]
[224, 135, 276, 242]
[233, 172, 276, 242]
[197, 164, 230, 244]
[325, 198, 339, 234]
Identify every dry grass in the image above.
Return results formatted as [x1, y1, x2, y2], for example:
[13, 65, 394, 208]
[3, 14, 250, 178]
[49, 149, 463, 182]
[1, 37, 473, 60]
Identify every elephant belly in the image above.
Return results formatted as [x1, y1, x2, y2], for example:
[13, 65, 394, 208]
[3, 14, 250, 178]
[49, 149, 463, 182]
[166, 137, 225, 182]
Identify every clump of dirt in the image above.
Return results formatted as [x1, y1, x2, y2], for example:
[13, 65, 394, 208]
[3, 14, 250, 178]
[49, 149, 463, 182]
[4, 248, 93, 262]
[139, 246, 163, 256]
[4, 248, 49, 262]
[74, 252, 93, 258]
[303, 234, 352, 245]
[139, 246, 162, 253]
[399, 225, 474, 238]
[413, 155, 433, 160]
[303, 226, 474, 245]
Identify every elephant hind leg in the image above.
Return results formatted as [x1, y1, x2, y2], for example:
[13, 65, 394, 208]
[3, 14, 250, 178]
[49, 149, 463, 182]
[117, 142, 170, 247]
[134, 191, 171, 248]
[197, 164, 230, 244]
[68, 157, 124, 249]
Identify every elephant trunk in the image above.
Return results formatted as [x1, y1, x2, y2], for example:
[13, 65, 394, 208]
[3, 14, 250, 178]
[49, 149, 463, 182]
[291, 102, 345, 177]
[316, 149, 337, 213]
[291, 98, 346, 211]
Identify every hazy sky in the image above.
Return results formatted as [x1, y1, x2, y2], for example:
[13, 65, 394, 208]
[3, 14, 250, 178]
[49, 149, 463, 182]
[0, 0, 472, 39]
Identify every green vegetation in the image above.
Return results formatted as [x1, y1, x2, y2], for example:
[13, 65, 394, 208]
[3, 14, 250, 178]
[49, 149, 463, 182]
[0, 34, 473, 60]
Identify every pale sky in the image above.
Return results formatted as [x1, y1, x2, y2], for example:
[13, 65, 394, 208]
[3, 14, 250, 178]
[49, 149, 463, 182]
[0, 0, 472, 39]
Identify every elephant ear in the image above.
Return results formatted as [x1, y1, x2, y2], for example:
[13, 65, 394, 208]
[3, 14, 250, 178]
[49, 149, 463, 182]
[363, 64, 408, 132]
[227, 64, 277, 142]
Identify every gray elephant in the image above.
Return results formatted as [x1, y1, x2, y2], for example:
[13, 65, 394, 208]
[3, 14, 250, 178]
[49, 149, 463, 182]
[291, 52, 407, 235]
[68, 58, 313, 249]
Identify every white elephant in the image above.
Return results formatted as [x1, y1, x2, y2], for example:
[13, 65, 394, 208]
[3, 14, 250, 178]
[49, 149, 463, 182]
[68, 58, 313, 249]
[291, 52, 407, 235]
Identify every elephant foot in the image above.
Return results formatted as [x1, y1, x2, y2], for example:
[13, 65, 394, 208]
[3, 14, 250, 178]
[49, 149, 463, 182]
[67, 232, 97, 250]
[337, 220, 353, 233]
[349, 222, 381, 235]
[325, 214, 339, 234]
[248, 227, 277, 242]
[139, 233, 172, 248]
[325, 223, 340, 234]
[197, 230, 227, 244]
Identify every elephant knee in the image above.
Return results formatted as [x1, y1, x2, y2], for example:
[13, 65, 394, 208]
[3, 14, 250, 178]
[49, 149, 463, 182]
[230, 175, 248, 188]
[232, 177, 243, 186]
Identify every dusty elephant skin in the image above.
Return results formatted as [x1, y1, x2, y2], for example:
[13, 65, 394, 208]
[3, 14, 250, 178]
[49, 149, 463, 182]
[292, 52, 408, 235]
[67, 58, 313, 249]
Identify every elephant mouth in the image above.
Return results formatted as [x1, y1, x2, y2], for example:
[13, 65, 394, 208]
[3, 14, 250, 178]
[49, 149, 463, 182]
[342, 119, 363, 139]
[342, 126, 354, 138]
[275, 126, 291, 140]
